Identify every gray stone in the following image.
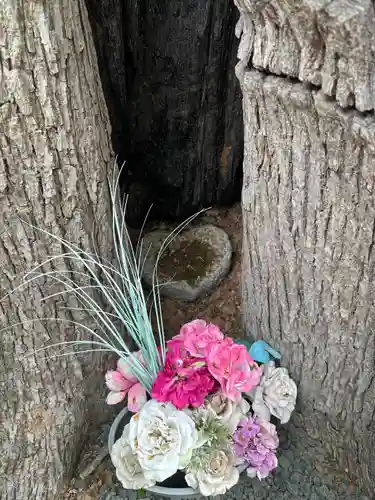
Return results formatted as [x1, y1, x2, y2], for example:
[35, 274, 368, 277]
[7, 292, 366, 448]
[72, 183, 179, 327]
[290, 471, 303, 484]
[278, 455, 291, 470]
[309, 493, 320, 500]
[286, 481, 300, 496]
[317, 485, 330, 497]
[312, 476, 322, 487]
[99, 492, 124, 500]
[141, 225, 232, 301]
[250, 478, 265, 493]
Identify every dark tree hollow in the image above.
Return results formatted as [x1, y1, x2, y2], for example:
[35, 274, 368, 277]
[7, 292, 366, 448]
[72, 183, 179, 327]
[86, 0, 243, 224]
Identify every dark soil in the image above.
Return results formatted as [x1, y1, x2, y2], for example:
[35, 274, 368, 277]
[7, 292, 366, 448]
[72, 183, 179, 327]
[157, 239, 217, 286]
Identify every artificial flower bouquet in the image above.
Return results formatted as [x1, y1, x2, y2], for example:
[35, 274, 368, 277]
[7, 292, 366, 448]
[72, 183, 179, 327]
[107, 320, 297, 497]
[10, 171, 297, 497]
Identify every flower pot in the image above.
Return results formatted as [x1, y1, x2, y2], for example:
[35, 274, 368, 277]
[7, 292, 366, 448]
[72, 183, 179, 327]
[108, 406, 202, 498]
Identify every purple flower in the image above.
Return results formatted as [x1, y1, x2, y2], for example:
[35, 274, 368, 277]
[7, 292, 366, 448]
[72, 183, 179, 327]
[233, 415, 279, 479]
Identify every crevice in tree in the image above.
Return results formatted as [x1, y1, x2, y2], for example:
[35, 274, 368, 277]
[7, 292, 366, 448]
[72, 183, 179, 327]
[247, 65, 375, 116]
[86, 0, 244, 227]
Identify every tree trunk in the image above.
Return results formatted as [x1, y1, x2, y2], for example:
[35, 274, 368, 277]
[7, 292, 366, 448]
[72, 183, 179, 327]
[0, 1, 112, 499]
[234, 0, 375, 111]
[86, 0, 243, 221]
[236, 0, 375, 493]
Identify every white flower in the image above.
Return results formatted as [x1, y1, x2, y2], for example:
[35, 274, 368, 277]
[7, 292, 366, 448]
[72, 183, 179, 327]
[110, 424, 155, 490]
[248, 361, 297, 424]
[186, 449, 239, 496]
[205, 392, 250, 432]
[128, 399, 198, 482]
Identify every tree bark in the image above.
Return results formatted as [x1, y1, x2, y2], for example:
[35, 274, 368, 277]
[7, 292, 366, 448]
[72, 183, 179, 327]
[234, 0, 375, 110]
[86, 0, 244, 221]
[235, 0, 375, 491]
[236, 0, 375, 494]
[0, 1, 112, 499]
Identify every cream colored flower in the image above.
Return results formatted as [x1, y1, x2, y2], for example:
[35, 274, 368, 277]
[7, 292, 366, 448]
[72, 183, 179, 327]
[128, 399, 198, 482]
[186, 449, 239, 496]
[206, 392, 250, 432]
[110, 425, 155, 490]
[249, 361, 297, 424]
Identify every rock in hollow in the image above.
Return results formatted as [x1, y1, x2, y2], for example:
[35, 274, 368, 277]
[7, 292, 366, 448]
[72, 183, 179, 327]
[142, 225, 232, 302]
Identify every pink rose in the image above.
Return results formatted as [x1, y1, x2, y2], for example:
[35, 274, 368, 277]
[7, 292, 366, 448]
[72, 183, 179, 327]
[177, 319, 208, 339]
[185, 324, 224, 358]
[207, 342, 261, 402]
[171, 319, 224, 358]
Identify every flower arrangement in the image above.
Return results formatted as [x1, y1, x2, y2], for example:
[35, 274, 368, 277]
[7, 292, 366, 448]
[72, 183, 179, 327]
[4, 167, 297, 497]
[109, 320, 297, 496]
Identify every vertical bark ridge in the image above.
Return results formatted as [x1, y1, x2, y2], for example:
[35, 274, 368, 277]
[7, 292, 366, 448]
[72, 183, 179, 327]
[241, 70, 375, 492]
[0, 1, 112, 498]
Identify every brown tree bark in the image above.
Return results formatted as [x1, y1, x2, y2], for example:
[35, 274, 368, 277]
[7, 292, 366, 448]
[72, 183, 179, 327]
[86, 0, 244, 221]
[0, 1, 113, 499]
[236, 0, 375, 494]
[234, 0, 375, 110]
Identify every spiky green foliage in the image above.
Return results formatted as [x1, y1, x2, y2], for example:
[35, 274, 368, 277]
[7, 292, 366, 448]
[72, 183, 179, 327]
[192, 407, 232, 449]
[187, 408, 232, 473]
[187, 445, 214, 473]
[1, 163, 205, 392]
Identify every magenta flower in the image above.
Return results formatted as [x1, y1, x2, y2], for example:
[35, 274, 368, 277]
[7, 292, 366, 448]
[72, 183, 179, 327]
[233, 415, 279, 480]
[206, 341, 262, 402]
[151, 340, 217, 409]
[105, 353, 147, 412]
[151, 366, 216, 409]
[166, 336, 190, 364]
[173, 319, 224, 358]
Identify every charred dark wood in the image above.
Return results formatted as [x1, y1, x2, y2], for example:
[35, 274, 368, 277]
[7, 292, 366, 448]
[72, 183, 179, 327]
[86, 0, 243, 222]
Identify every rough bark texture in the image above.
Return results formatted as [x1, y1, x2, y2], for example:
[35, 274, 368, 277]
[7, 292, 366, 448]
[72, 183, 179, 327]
[0, 1, 112, 499]
[236, 0, 375, 494]
[86, 0, 243, 221]
[240, 69, 375, 495]
[234, 0, 375, 111]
